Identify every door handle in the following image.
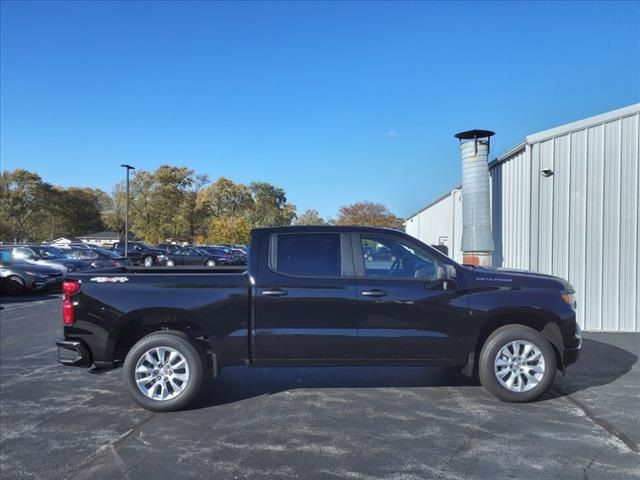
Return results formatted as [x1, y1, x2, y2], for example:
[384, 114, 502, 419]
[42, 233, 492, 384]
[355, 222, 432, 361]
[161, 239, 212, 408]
[361, 289, 387, 298]
[261, 289, 288, 297]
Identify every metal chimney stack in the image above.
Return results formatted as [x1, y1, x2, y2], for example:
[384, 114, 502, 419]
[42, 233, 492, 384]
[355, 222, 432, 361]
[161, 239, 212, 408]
[454, 129, 495, 266]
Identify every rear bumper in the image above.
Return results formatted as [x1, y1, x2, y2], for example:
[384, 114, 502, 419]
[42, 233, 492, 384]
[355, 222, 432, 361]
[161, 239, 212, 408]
[56, 338, 91, 367]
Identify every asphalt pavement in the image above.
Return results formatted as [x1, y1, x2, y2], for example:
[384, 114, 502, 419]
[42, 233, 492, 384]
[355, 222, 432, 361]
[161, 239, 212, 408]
[1, 293, 638, 480]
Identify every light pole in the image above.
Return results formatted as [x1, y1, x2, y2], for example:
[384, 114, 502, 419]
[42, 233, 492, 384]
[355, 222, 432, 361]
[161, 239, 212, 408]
[120, 164, 135, 258]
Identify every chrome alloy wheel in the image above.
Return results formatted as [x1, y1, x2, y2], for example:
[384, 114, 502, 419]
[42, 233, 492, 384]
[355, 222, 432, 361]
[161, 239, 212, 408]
[135, 347, 190, 401]
[494, 340, 545, 393]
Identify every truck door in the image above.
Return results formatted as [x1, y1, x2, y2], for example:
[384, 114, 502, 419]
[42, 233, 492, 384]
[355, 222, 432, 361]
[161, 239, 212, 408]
[252, 232, 359, 360]
[353, 233, 467, 362]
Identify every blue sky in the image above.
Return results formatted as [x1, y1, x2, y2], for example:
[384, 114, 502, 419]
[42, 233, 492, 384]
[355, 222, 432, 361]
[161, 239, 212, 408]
[1, 1, 639, 219]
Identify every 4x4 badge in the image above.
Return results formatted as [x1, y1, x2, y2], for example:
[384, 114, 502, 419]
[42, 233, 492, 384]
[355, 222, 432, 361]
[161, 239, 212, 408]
[90, 277, 129, 283]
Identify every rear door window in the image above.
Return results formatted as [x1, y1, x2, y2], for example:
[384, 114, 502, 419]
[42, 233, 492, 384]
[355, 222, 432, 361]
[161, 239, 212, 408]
[273, 233, 341, 277]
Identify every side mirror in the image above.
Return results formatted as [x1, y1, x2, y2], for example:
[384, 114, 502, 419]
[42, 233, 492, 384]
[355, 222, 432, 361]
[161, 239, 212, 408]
[437, 264, 457, 290]
[437, 264, 457, 280]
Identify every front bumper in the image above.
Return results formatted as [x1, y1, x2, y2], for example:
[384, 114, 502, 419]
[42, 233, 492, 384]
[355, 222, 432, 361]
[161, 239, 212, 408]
[563, 331, 582, 367]
[56, 338, 91, 367]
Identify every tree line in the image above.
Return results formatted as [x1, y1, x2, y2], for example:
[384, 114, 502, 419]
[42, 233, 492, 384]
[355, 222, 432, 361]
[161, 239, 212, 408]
[0, 167, 404, 244]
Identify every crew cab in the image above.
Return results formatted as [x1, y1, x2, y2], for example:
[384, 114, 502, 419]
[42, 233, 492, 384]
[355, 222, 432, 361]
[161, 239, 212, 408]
[56, 226, 581, 412]
[111, 241, 167, 267]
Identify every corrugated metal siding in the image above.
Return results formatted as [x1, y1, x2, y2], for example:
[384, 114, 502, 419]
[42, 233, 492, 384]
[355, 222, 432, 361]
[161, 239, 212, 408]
[492, 108, 640, 331]
[568, 129, 588, 329]
[490, 148, 530, 269]
[405, 189, 464, 263]
[407, 104, 639, 331]
[619, 114, 639, 332]
[584, 124, 605, 330]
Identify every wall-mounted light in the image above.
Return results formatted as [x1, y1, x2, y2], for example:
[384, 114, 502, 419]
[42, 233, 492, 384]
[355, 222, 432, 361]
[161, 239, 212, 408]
[541, 169, 554, 177]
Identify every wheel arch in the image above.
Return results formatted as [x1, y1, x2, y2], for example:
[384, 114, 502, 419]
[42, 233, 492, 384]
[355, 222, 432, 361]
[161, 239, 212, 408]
[111, 308, 217, 370]
[470, 309, 564, 375]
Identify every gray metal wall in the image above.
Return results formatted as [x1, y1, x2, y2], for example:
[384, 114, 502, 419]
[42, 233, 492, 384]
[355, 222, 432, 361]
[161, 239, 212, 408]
[407, 104, 640, 332]
[490, 105, 639, 332]
[404, 189, 463, 263]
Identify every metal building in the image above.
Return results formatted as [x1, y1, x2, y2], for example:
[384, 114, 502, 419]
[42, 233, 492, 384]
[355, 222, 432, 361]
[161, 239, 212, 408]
[405, 103, 640, 332]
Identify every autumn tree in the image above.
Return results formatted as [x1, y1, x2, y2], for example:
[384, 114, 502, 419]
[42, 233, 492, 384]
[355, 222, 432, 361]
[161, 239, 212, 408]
[336, 201, 403, 229]
[180, 174, 210, 241]
[207, 216, 251, 244]
[196, 177, 253, 219]
[296, 209, 325, 225]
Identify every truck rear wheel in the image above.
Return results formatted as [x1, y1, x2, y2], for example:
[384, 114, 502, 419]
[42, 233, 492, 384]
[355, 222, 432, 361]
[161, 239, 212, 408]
[478, 325, 556, 402]
[123, 332, 204, 412]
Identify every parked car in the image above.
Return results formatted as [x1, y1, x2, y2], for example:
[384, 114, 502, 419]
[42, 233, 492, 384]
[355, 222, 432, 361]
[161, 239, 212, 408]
[1, 245, 89, 275]
[54, 242, 101, 250]
[212, 245, 247, 265]
[363, 245, 396, 263]
[163, 247, 221, 267]
[230, 248, 248, 264]
[196, 246, 235, 265]
[156, 244, 182, 255]
[56, 225, 581, 412]
[65, 248, 132, 269]
[0, 250, 63, 295]
[111, 242, 167, 267]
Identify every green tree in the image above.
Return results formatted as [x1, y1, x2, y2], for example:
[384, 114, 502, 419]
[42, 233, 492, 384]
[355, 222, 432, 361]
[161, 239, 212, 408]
[129, 166, 195, 243]
[295, 209, 325, 225]
[102, 182, 127, 237]
[247, 181, 297, 227]
[52, 187, 107, 237]
[0, 169, 53, 242]
[336, 201, 403, 229]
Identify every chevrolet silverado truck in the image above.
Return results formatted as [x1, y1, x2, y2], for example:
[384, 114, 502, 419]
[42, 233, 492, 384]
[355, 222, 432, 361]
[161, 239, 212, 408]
[56, 226, 581, 412]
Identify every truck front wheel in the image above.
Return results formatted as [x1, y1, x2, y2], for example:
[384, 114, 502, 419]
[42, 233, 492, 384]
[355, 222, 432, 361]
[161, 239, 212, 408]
[123, 332, 204, 412]
[478, 325, 556, 402]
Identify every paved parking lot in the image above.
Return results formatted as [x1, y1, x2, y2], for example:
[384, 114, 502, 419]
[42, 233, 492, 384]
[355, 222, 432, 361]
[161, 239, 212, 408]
[1, 293, 638, 480]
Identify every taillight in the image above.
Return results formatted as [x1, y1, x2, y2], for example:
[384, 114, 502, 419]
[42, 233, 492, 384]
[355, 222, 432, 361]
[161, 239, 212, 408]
[110, 259, 119, 266]
[62, 280, 80, 326]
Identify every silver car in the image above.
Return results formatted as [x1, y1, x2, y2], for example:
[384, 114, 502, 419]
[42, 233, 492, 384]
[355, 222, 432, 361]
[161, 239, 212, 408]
[0, 252, 64, 295]
[2, 245, 89, 275]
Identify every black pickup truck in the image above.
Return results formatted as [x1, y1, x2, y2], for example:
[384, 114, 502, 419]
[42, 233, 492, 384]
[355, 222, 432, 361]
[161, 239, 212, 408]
[56, 226, 581, 411]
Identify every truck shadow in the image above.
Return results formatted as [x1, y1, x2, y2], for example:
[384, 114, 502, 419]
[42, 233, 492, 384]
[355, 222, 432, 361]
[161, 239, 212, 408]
[549, 337, 638, 397]
[190, 338, 637, 409]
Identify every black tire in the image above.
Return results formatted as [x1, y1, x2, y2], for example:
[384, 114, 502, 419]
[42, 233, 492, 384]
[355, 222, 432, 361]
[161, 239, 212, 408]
[479, 324, 557, 403]
[123, 331, 205, 412]
[205, 259, 216, 267]
[4, 275, 26, 296]
[143, 256, 154, 267]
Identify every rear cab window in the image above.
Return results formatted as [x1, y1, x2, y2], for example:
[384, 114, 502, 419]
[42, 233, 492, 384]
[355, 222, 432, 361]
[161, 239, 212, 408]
[271, 233, 342, 277]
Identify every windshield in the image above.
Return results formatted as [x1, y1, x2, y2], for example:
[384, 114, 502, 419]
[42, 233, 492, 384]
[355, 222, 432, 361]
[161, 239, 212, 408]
[95, 248, 120, 258]
[34, 247, 65, 259]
